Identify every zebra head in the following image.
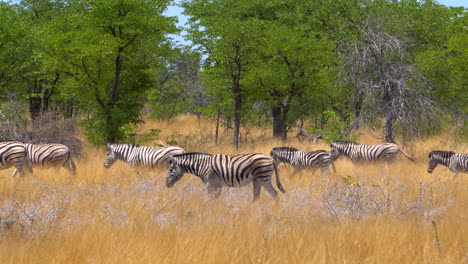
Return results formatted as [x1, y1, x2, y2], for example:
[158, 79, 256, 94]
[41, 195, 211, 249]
[166, 153, 212, 188]
[330, 141, 358, 160]
[428, 151, 453, 173]
[165, 157, 185, 188]
[104, 144, 117, 168]
[270, 147, 297, 163]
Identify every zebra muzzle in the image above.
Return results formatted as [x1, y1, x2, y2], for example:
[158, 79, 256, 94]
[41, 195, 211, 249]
[165, 178, 176, 188]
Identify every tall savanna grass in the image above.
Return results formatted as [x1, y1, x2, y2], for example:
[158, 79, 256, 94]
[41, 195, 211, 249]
[0, 115, 466, 263]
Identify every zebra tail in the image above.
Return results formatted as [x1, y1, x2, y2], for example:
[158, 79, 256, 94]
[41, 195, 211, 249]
[399, 149, 415, 163]
[273, 162, 286, 193]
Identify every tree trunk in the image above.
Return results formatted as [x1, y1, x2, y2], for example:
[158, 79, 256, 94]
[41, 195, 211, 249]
[64, 100, 74, 118]
[384, 112, 394, 143]
[105, 112, 116, 143]
[353, 90, 363, 130]
[42, 88, 50, 113]
[41, 73, 59, 113]
[272, 105, 284, 138]
[233, 92, 242, 149]
[215, 108, 221, 145]
[383, 86, 395, 143]
[281, 107, 289, 141]
[29, 79, 42, 120]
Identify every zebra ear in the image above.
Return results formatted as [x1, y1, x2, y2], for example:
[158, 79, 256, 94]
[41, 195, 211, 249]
[428, 152, 432, 158]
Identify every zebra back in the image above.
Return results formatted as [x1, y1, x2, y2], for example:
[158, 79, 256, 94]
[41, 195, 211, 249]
[300, 150, 334, 168]
[331, 141, 407, 162]
[271, 147, 332, 169]
[210, 153, 274, 187]
[25, 143, 72, 167]
[134, 145, 185, 168]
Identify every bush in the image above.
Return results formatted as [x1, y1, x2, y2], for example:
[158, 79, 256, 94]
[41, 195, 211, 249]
[30, 112, 83, 157]
[307, 110, 360, 144]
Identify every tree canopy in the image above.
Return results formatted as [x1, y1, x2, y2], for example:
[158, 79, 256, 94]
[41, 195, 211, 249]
[0, 0, 466, 144]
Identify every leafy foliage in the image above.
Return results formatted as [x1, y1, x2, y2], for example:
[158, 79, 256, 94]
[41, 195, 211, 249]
[0, 0, 465, 145]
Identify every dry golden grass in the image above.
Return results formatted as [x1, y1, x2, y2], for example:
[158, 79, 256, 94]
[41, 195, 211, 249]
[0, 115, 467, 263]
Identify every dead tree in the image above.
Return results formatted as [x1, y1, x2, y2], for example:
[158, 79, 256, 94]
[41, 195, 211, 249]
[339, 18, 439, 143]
[295, 126, 322, 144]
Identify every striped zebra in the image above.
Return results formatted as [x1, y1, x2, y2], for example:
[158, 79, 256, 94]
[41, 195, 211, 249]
[428, 150, 468, 176]
[165, 152, 286, 201]
[330, 141, 415, 163]
[104, 143, 185, 172]
[270, 147, 336, 175]
[19, 143, 76, 175]
[0, 141, 30, 176]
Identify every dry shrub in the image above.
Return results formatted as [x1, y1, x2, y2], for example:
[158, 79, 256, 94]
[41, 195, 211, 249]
[29, 112, 83, 157]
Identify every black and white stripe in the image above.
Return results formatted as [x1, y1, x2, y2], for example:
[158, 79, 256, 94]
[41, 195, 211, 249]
[104, 143, 185, 170]
[330, 141, 415, 163]
[0, 141, 30, 176]
[428, 150, 468, 176]
[165, 152, 286, 201]
[23, 143, 76, 175]
[270, 147, 336, 175]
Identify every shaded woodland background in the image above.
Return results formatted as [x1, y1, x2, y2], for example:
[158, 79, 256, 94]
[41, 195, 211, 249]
[0, 0, 466, 148]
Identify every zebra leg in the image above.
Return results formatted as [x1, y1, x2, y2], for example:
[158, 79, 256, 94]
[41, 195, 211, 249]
[252, 179, 263, 201]
[207, 183, 222, 198]
[64, 156, 77, 176]
[262, 180, 279, 199]
[207, 174, 222, 199]
[62, 163, 72, 176]
[320, 167, 329, 176]
[214, 187, 222, 198]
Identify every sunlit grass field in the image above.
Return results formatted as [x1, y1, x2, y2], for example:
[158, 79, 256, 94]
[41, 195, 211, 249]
[0, 115, 466, 263]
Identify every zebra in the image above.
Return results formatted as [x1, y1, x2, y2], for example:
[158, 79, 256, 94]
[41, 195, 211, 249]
[330, 141, 415, 163]
[0, 141, 31, 176]
[18, 143, 76, 175]
[104, 143, 185, 172]
[165, 152, 286, 201]
[428, 150, 468, 176]
[270, 147, 336, 175]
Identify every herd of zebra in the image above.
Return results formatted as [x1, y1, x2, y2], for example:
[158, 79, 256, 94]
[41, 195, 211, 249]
[0, 140, 466, 201]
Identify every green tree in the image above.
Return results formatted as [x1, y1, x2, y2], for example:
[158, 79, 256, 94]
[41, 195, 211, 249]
[44, 0, 177, 143]
[0, 2, 31, 97]
[183, 0, 261, 149]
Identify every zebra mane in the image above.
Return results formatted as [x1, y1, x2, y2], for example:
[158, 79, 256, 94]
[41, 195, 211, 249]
[107, 143, 140, 150]
[429, 150, 455, 159]
[172, 152, 212, 159]
[331, 141, 359, 146]
[272, 147, 299, 152]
